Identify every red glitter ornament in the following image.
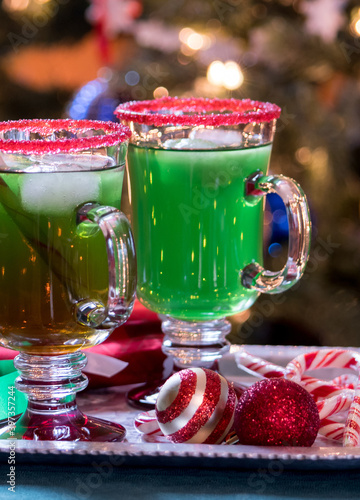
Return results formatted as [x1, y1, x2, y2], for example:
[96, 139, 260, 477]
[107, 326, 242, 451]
[115, 97, 281, 127]
[155, 367, 237, 444]
[234, 378, 320, 447]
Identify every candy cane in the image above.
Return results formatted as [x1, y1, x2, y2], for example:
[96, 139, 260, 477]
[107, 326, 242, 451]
[316, 391, 353, 420]
[319, 418, 344, 441]
[286, 349, 360, 447]
[236, 350, 346, 400]
[300, 376, 344, 401]
[134, 410, 163, 436]
[235, 349, 287, 378]
[286, 349, 359, 384]
[344, 391, 360, 447]
[331, 374, 357, 390]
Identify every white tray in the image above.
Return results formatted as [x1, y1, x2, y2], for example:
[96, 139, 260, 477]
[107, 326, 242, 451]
[1, 345, 360, 470]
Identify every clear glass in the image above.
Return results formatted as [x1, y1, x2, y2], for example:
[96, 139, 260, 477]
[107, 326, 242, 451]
[117, 99, 311, 372]
[0, 120, 136, 441]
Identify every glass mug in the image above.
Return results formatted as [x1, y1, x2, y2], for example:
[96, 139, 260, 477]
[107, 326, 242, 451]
[116, 97, 311, 371]
[0, 119, 136, 441]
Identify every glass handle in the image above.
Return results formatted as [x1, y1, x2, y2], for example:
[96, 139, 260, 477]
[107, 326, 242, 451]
[75, 203, 137, 328]
[241, 171, 311, 293]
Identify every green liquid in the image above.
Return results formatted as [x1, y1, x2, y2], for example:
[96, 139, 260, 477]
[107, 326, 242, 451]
[127, 143, 272, 321]
[0, 163, 124, 354]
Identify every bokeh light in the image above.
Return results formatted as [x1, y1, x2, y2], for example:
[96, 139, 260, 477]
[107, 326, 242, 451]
[350, 8, 360, 36]
[207, 60, 225, 86]
[125, 70, 140, 86]
[3, 0, 29, 11]
[207, 60, 244, 90]
[179, 27, 212, 53]
[179, 27, 194, 43]
[153, 86, 169, 98]
[223, 61, 244, 90]
[187, 32, 204, 50]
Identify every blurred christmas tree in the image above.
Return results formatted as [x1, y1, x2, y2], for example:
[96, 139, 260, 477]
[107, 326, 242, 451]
[1, 0, 360, 345]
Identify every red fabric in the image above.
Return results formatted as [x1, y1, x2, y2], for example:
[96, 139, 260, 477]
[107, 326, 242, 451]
[0, 300, 166, 388]
[86, 301, 166, 388]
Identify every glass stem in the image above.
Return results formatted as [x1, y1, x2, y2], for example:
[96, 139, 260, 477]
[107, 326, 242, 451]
[14, 351, 88, 408]
[161, 317, 231, 369]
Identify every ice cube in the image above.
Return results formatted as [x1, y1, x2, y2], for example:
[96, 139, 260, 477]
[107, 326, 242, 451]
[21, 171, 100, 215]
[163, 138, 216, 150]
[25, 154, 115, 173]
[189, 128, 243, 147]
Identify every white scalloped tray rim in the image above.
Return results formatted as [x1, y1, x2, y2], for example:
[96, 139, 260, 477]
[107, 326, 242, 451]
[0, 439, 358, 462]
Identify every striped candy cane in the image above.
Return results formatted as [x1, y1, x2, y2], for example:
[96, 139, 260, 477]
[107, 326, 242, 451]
[297, 376, 344, 401]
[235, 349, 288, 379]
[319, 418, 344, 442]
[331, 374, 357, 390]
[236, 350, 346, 400]
[134, 410, 163, 436]
[316, 391, 353, 420]
[286, 349, 358, 383]
[286, 349, 360, 447]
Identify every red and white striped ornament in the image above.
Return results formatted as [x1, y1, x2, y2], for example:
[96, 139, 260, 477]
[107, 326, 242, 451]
[155, 368, 237, 444]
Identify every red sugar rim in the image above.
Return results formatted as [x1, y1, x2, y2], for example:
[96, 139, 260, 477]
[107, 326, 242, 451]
[0, 119, 131, 155]
[115, 97, 281, 127]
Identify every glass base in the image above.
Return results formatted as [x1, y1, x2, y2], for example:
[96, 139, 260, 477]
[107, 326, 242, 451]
[3, 351, 126, 442]
[0, 406, 126, 442]
[127, 380, 164, 410]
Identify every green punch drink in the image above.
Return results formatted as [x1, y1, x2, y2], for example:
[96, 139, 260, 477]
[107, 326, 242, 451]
[128, 143, 272, 321]
[116, 97, 311, 372]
